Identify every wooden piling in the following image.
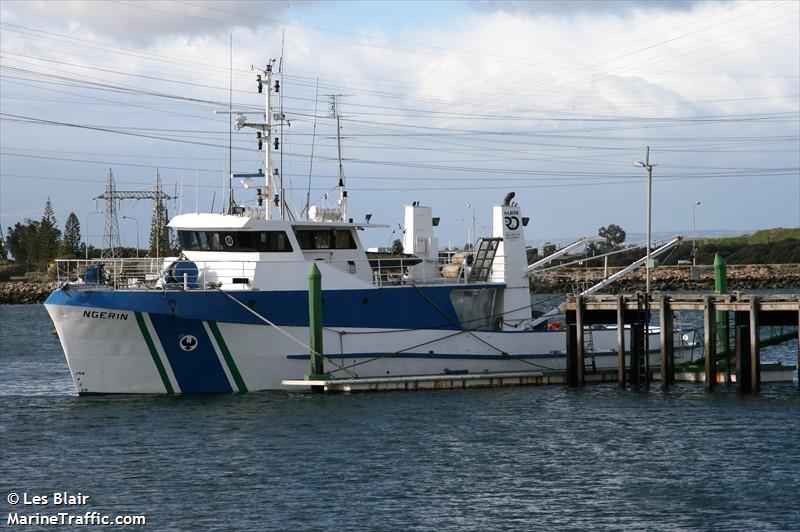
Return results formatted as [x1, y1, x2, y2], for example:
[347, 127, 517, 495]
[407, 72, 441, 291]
[714, 253, 731, 383]
[643, 294, 651, 386]
[703, 295, 717, 392]
[666, 306, 675, 386]
[562, 292, 797, 393]
[566, 323, 577, 386]
[722, 309, 732, 386]
[630, 322, 642, 388]
[616, 294, 626, 388]
[659, 294, 674, 391]
[749, 296, 760, 394]
[735, 311, 751, 394]
[575, 296, 585, 387]
[307, 263, 327, 392]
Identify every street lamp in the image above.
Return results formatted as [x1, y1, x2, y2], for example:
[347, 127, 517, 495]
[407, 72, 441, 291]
[84, 210, 103, 260]
[634, 146, 656, 295]
[692, 201, 701, 267]
[122, 216, 140, 258]
[465, 203, 476, 251]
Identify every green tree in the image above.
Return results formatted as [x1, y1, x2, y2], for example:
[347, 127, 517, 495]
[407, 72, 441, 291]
[38, 198, 61, 263]
[62, 212, 82, 257]
[6, 219, 41, 268]
[148, 200, 174, 256]
[0, 228, 7, 262]
[598, 224, 626, 250]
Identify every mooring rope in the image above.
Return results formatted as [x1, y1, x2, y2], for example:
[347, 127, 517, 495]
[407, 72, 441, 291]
[318, 287, 560, 373]
[216, 289, 357, 378]
[407, 283, 555, 372]
[219, 286, 554, 378]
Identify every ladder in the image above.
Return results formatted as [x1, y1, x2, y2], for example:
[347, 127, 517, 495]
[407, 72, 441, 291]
[634, 292, 650, 387]
[583, 327, 597, 374]
[468, 237, 502, 282]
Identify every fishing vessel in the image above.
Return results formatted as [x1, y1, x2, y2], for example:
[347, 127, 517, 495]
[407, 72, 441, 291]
[44, 59, 697, 394]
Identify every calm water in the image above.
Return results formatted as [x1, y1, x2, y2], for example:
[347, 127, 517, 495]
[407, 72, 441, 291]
[1, 304, 798, 531]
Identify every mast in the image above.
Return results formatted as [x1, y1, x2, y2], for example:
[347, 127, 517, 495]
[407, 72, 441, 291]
[264, 60, 275, 220]
[329, 95, 347, 222]
[227, 33, 233, 214]
[234, 58, 294, 220]
[278, 32, 286, 221]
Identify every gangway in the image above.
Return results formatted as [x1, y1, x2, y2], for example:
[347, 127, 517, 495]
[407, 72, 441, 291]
[468, 237, 502, 282]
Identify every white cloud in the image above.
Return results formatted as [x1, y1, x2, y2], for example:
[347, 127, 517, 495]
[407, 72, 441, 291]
[0, 1, 318, 42]
[1, 0, 798, 242]
[469, 0, 723, 16]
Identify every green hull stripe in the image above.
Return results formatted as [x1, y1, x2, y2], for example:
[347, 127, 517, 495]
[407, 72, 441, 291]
[134, 312, 175, 394]
[208, 321, 248, 392]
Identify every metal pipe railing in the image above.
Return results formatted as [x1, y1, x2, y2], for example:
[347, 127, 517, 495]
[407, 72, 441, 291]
[55, 254, 511, 290]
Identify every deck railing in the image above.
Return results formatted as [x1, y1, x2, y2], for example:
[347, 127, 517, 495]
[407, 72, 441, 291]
[55, 254, 507, 290]
[56, 258, 165, 289]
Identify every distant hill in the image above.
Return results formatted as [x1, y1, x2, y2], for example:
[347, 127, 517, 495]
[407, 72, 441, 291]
[567, 227, 800, 267]
[688, 228, 800, 265]
[699, 228, 800, 246]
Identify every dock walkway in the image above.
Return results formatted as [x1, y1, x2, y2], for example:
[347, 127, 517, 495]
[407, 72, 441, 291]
[563, 292, 799, 393]
[284, 293, 798, 394]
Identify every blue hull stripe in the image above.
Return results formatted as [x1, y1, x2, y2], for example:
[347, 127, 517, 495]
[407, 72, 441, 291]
[44, 284, 498, 331]
[148, 314, 233, 393]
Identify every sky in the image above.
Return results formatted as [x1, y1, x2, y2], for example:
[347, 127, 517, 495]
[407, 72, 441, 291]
[1, 0, 798, 251]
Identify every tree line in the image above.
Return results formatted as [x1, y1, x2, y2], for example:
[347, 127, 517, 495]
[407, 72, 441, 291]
[0, 198, 176, 273]
[526, 223, 800, 267]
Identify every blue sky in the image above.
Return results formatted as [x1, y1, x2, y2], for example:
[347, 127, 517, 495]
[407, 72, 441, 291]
[1, 0, 798, 251]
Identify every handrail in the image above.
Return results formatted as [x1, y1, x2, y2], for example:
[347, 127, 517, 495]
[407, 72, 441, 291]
[526, 237, 590, 274]
[529, 236, 684, 327]
[54, 254, 512, 290]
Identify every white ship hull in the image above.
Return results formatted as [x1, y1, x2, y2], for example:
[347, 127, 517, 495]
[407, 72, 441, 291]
[46, 303, 698, 394]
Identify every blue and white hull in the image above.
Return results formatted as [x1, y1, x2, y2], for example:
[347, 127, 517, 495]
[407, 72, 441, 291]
[45, 198, 695, 394]
[45, 288, 696, 394]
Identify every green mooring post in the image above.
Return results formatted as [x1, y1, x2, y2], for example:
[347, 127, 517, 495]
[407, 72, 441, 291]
[307, 263, 326, 382]
[714, 253, 731, 381]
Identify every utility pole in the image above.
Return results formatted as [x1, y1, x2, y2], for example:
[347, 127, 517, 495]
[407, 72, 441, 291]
[96, 170, 172, 259]
[465, 203, 476, 251]
[634, 147, 656, 294]
[122, 216, 140, 258]
[692, 201, 701, 267]
[100, 169, 121, 259]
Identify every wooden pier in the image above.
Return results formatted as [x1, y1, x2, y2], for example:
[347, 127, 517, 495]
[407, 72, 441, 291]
[286, 271, 797, 394]
[564, 293, 799, 393]
[282, 365, 795, 393]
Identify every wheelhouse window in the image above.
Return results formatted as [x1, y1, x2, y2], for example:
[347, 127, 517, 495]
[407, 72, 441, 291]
[177, 230, 293, 252]
[294, 229, 357, 250]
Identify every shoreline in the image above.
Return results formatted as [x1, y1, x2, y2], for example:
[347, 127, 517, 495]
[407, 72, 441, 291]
[2, 264, 798, 305]
[530, 263, 800, 294]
